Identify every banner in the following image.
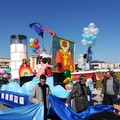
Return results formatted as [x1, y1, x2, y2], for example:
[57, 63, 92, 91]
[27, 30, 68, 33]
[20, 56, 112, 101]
[48, 94, 113, 120]
[52, 36, 75, 72]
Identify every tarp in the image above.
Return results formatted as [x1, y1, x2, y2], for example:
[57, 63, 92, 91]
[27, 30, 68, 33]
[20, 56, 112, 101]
[48, 94, 113, 120]
[0, 103, 44, 120]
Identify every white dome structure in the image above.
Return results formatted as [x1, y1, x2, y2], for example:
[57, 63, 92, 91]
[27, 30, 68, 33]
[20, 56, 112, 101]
[10, 34, 28, 80]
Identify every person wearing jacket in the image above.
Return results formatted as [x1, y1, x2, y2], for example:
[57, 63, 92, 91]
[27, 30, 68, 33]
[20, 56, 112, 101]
[101, 71, 120, 105]
[30, 74, 51, 120]
[65, 75, 90, 113]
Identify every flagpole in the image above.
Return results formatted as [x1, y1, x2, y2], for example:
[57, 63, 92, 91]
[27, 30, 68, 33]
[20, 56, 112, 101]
[49, 34, 53, 57]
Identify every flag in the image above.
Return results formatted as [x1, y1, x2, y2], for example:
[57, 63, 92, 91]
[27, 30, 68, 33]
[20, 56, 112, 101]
[44, 28, 57, 36]
[29, 22, 44, 38]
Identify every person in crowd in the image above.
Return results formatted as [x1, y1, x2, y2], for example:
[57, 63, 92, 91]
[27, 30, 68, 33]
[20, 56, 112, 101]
[101, 71, 120, 105]
[65, 75, 90, 113]
[36, 57, 54, 78]
[113, 98, 120, 116]
[84, 110, 120, 120]
[91, 73, 97, 89]
[86, 77, 94, 106]
[21, 58, 29, 67]
[30, 74, 51, 120]
[56, 39, 74, 72]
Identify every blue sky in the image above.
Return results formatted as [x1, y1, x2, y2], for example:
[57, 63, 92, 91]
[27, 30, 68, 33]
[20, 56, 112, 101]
[0, 0, 120, 63]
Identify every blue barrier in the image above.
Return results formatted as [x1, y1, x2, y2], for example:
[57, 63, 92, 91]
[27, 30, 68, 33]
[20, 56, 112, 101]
[0, 90, 31, 107]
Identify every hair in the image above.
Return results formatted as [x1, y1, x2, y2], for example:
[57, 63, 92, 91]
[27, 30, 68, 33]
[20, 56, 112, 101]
[40, 74, 46, 80]
[22, 58, 27, 64]
[83, 53, 88, 59]
[42, 57, 48, 64]
[84, 111, 120, 120]
[79, 75, 86, 82]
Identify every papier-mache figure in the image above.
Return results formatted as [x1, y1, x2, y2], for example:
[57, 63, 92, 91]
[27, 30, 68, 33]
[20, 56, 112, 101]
[36, 57, 54, 78]
[19, 58, 33, 77]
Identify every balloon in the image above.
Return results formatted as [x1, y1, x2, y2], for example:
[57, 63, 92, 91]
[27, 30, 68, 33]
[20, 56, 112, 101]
[63, 77, 71, 84]
[65, 82, 73, 90]
[87, 40, 93, 46]
[88, 22, 95, 28]
[32, 48, 36, 53]
[63, 69, 71, 78]
[2, 74, 8, 78]
[6, 68, 11, 74]
[34, 38, 39, 45]
[85, 34, 91, 41]
[29, 43, 34, 48]
[81, 65, 86, 71]
[29, 38, 34, 43]
[36, 50, 39, 54]
[83, 27, 89, 34]
[91, 36, 97, 41]
[89, 28, 95, 36]
[94, 28, 99, 35]
[0, 69, 5, 75]
[82, 34, 86, 39]
[81, 39, 87, 45]
[88, 55, 92, 61]
[34, 44, 40, 50]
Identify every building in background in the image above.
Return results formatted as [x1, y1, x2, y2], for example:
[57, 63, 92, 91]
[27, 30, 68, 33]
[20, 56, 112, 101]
[0, 58, 10, 70]
[0, 56, 120, 73]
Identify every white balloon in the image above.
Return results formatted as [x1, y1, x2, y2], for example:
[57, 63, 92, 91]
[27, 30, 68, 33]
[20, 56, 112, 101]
[81, 39, 87, 45]
[29, 38, 34, 43]
[79, 54, 83, 59]
[88, 28, 95, 36]
[88, 22, 95, 28]
[83, 27, 89, 34]
[94, 28, 99, 35]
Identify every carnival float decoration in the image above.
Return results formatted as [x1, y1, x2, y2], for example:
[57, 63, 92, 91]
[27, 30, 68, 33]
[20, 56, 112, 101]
[29, 38, 40, 54]
[63, 69, 74, 90]
[78, 22, 100, 71]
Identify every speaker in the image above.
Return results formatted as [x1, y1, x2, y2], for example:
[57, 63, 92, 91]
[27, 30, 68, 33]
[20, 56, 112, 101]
[53, 72, 65, 87]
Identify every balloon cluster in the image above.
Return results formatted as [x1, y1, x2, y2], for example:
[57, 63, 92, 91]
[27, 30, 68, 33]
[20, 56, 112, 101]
[81, 22, 99, 46]
[29, 38, 40, 54]
[63, 69, 74, 90]
[0, 68, 11, 79]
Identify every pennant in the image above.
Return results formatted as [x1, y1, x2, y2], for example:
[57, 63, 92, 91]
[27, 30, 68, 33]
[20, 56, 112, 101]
[44, 28, 57, 36]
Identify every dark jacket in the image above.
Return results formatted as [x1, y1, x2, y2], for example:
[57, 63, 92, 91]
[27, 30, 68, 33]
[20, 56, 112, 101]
[101, 76, 120, 96]
[66, 82, 89, 112]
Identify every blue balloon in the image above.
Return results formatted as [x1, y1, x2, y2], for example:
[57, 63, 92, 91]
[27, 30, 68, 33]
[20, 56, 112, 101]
[32, 48, 36, 53]
[82, 34, 86, 39]
[85, 34, 91, 41]
[91, 36, 97, 41]
[87, 40, 93, 46]
[81, 65, 86, 71]
[88, 55, 92, 61]
[6, 68, 11, 74]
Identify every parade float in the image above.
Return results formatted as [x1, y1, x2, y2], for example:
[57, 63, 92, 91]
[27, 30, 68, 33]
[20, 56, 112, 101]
[0, 22, 113, 120]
